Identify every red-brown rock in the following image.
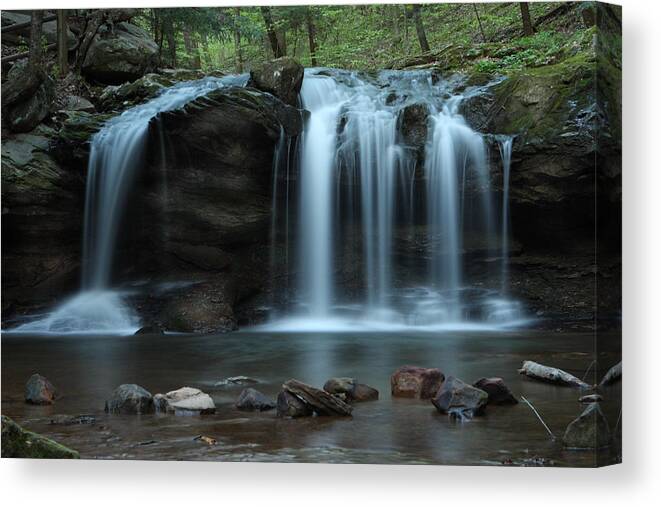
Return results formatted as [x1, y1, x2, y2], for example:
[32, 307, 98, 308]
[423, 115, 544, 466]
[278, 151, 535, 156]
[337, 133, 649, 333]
[390, 366, 444, 399]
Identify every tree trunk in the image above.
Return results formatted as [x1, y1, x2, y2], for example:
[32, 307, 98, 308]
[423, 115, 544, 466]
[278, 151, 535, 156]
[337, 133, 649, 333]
[519, 2, 535, 36]
[75, 10, 105, 70]
[260, 6, 284, 58]
[29, 10, 44, 68]
[306, 7, 318, 66]
[391, 5, 401, 45]
[411, 5, 430, 53]
[166, 21, 176, 67]
[56, 10, 69, 77]
[473, 4, 487, 43]
[233, 7, 243, 73]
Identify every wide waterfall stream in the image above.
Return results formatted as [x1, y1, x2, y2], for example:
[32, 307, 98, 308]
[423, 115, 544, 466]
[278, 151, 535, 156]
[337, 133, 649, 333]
[9, 69, 525, 334]
[265, 69, 524, 332]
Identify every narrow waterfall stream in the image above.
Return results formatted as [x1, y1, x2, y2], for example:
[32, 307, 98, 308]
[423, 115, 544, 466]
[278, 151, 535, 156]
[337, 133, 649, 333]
[12, 75, 247, 334]
[266, 69, 524, 331]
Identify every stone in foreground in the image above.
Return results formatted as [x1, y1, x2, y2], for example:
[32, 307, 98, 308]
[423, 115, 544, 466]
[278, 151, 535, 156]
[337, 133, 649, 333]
[563, 402, 611, 449]
[432, 376, 488, 418]
[473, 377, 518, 405]
[323, 377, 379, 402]
[153, 387, 216, 415]
[105, 384, 154, 414]
[276, 390, 313, 418]
[391, 365, 444, 399]
[518, 360, 590, 388]
[25, 373, 58, 405]
[282, 379, 352, 416]
[1, 415, 79, 459]
[235, 388, 276, 411]
[353, 383, 379, 402]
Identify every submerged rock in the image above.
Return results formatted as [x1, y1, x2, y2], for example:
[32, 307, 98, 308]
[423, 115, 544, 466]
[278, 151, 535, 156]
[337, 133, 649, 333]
[25, 374, 58, 405]
[216, 376, 259, 386]
[323, 377, 379, 402]
[276, 390, 313, 418]
[105, 384, 154, 414]
[432, 376, 488, 418]
[248, 57, 304, 106]
[562, 402, 611, 449]
[49, 414, 96, 426]
[235, 388, 276, 411]
[1, 415, 79, 459]
[473, 377, 518, 405]
[599, 361, 622, 386]
[391, 365, 445, 399]
[153, 387, 215, 415]
[82, 22, 159, 85]
[579, 393, 603, 404]
[282, 379, 352, 416]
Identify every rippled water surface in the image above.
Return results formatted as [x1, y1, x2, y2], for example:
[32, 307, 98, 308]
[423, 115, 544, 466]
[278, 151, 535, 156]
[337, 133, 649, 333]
[1, 331, 621, 466]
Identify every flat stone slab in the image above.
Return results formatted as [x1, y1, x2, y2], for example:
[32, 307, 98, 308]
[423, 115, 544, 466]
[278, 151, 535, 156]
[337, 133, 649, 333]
[282, 379, 352, 416]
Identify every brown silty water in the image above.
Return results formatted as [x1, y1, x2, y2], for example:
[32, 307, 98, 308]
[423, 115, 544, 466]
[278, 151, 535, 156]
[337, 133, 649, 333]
[1, 330, 621, 466]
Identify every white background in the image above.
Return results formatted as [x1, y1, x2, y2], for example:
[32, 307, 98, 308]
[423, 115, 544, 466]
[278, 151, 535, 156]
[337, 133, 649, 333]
[1, 0, 659, 505]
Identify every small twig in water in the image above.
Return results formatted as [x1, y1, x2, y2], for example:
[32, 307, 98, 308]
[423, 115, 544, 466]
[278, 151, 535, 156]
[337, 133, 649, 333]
[521, 396, 556, 441]
[582, 360, 596, 382]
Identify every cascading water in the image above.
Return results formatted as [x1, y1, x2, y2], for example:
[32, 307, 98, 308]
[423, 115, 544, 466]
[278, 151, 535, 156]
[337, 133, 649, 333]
[266, 69, 525, 331]
[498, 136, 514, 293]
[11, 75, 246, 334]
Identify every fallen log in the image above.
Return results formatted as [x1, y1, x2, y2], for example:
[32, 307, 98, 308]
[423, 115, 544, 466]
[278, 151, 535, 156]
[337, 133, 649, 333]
[599, 361, 622, 386]
[1, 43, 56, 64]
[282, 379, 352, 416]
[518, 360, 590, 388]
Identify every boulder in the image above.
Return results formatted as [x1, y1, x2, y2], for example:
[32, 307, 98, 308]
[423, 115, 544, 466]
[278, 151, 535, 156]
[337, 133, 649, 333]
[153, 387, 215, 415]
[282, 379, 352, 416]
[235, 388, 276, 411]
[323, 377, 379, 402]
[276, 390, 313, 418]
[1, 415, 79, 459]
[518, 361, 590, 389]
[391, 365, 445, 399]
[3, 61, 54, 133]
[248, 57, 304, 106]
[353, 383, 380, 402]
[563, 402, 611, 449]
[473, 377, 518, 405]
[25, 374, 58, 405]
[105, 384, 154, 414]
[432, 376, 488, 418]
[82, 22, 159, 85]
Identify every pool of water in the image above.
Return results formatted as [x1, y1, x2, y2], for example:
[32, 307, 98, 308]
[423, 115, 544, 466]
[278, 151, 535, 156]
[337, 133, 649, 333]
[1, 330, 621, 466]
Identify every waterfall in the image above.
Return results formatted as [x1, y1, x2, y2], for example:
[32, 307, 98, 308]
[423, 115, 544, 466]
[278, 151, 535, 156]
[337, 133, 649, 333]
[267, 69, 524, 331]
[498, 136, 514, 294]
[12, 75, 246, 334]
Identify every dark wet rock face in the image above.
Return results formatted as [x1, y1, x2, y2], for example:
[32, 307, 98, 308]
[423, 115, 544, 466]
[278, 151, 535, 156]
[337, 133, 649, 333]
[473, 377, 518, 405]
[134, 325, 164, 335]
[398, 103, 429, 164]
[391, 366, 445, 399]
[248, 57, 304, 106]
[432, 376, 489, 418]
[82, 22, 159, 85]
[25, 374, 58, 405]
[563, 402, 611, 449]
[105, 384, 154, 414]
[1, 415, 79, 459]
[235, 388, 276, 411]
[276, 390, 312, 418]
[3, 61, 55, 133]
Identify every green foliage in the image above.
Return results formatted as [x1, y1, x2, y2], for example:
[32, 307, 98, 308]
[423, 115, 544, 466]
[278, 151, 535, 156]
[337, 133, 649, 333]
[134, 3, 600, 75]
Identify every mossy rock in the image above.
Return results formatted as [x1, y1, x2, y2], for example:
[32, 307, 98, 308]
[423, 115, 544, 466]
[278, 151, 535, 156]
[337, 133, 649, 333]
[1, 415, 80, 459]
[54, 111, 113, 170]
